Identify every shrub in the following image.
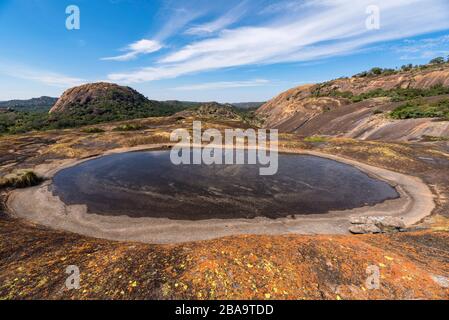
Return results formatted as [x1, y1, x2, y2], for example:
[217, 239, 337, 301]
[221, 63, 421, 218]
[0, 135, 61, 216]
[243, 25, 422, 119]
[304, 136, 328, 143]
[390, 99, 449, 120]
[112, 123, 144, 131]
[318, 85, 449, 104]
[421, 135, 449, 142]
[81, 127, 105, 133]
[429, 57, 445, 65]
[0, 171, 42, 189]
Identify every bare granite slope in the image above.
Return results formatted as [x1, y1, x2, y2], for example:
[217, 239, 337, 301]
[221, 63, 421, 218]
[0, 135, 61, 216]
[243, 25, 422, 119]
[257, 65, 449, 141]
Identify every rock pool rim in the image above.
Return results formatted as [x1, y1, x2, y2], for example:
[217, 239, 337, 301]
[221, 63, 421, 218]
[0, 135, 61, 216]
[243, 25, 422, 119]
[50, 149, 400, 220]
[6, 143, 436, 244]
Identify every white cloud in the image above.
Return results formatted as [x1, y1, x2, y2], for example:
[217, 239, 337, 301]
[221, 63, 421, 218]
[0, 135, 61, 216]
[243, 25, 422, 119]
[172, 79, 269, 91]
[0, 63, 85, 87]
[185, 2, 248, 35]
[154, 7, 205, 41]
[101, 39, 162, 61]
[393, 35, 449, 60]
[108, 0, 449, 83]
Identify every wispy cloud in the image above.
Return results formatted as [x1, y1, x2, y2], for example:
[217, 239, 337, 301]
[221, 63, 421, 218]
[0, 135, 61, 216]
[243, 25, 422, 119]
[172, 79, 269, 90]
[154, 6, 205, 41]
[394, 35, 449, 60]
[101, 39, 163, 61]
[0, 62, 85, 87]
[109, 0, 449, 83]
[185, 2, 248, 36]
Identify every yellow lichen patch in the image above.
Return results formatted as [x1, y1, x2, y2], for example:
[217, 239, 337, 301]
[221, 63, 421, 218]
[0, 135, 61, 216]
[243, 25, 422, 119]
[124, 132, 171, 147]
[43, 142, 85, 158]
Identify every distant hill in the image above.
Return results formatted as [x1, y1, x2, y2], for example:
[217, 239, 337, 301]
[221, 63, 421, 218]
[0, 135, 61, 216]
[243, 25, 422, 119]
[161, 100, 202, 109]
[0, 96, 57, 112]
[231, 102, 265, 109]
[174, 102, 263, 127]
[175, 102, 242, 121]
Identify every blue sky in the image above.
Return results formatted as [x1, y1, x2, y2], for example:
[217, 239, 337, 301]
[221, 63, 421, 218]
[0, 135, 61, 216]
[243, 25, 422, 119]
[1, 0, 449, 102]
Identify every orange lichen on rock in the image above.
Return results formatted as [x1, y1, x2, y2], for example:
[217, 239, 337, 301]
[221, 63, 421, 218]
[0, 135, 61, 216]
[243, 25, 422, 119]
[1, 215, 447, 300]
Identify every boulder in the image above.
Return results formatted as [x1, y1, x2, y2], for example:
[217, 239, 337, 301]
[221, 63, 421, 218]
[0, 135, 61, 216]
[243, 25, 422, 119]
[349, 216, 406, 234]
[349, 224, 382, 234]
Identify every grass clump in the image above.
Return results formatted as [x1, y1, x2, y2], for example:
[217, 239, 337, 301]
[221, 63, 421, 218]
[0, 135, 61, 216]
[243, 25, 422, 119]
[304, 136, 329, 143]
[0, 171, 42, 189]
[390, 99, 449, 120]
[81, 127, 105, 133]
[421, 135, 449, 142]
[112, 123, 144, 132]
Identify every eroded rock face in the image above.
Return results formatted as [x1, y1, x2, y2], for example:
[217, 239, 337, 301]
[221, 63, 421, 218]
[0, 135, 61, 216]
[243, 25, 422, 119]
[256, 65, 449, 141]
[49, 82, 149, 115]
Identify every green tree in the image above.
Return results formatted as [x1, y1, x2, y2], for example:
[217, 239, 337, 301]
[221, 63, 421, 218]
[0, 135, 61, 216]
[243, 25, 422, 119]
[429, 57, 445, 64]
[370, 67, 383, 75]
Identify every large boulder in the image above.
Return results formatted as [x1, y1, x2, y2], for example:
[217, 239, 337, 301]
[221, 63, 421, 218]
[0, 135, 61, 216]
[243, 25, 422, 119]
[349, 216, 406, 234]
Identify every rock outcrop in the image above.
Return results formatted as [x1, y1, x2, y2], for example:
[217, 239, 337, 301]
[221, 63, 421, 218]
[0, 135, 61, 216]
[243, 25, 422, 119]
[174, 102, 261, 126]
[50, 82, 149, 115]
[257, 65, 449, 141]
[349, 216, 407, 234]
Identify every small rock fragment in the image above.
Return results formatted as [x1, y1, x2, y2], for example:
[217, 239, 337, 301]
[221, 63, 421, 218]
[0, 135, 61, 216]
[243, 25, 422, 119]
[431, 275, 449, 288]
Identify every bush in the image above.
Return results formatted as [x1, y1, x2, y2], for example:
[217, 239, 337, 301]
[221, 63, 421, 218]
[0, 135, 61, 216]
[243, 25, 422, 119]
[0, 171, 42, 189]
[429, 57, 445, 65]
[81, 127, 105, 133]
[318, 85, 449, 104]
[304, 136, 328, 143]
[390, 99, 449, 120]
[421, 135, 449, 142]
[112, 123, 144, 131]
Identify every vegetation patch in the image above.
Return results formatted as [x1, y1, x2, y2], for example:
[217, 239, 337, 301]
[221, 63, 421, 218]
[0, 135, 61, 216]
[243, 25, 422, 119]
[314, 85, 449, 104]
[124, 132, 171, 147]
[304, 136, 329, 143]
[390, 99, 449, 120]
[421, 135, 449, 142]
[112, 123, 144, 132]
[81, 127, 105, 133]
[0, 171, 42, 189]
[0, 101, 187, 135]
[353, 57, 449, 78]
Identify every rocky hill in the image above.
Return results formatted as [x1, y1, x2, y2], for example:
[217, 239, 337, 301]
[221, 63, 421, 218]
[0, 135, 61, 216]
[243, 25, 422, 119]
[257, 64, 449, 141]
[175, 102, 262, 127]
[48, 82, 187, 124]
[0, 83, 189, 134]
[51, 82, 151, 114]
[175, 102, 241, 120]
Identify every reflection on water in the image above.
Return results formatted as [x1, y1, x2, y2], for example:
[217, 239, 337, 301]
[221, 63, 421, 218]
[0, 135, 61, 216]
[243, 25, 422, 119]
[52, 151, 399, 220]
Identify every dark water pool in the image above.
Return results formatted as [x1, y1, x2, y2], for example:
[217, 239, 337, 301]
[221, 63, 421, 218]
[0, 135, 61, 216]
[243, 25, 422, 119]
[52, 150, 399, 220]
